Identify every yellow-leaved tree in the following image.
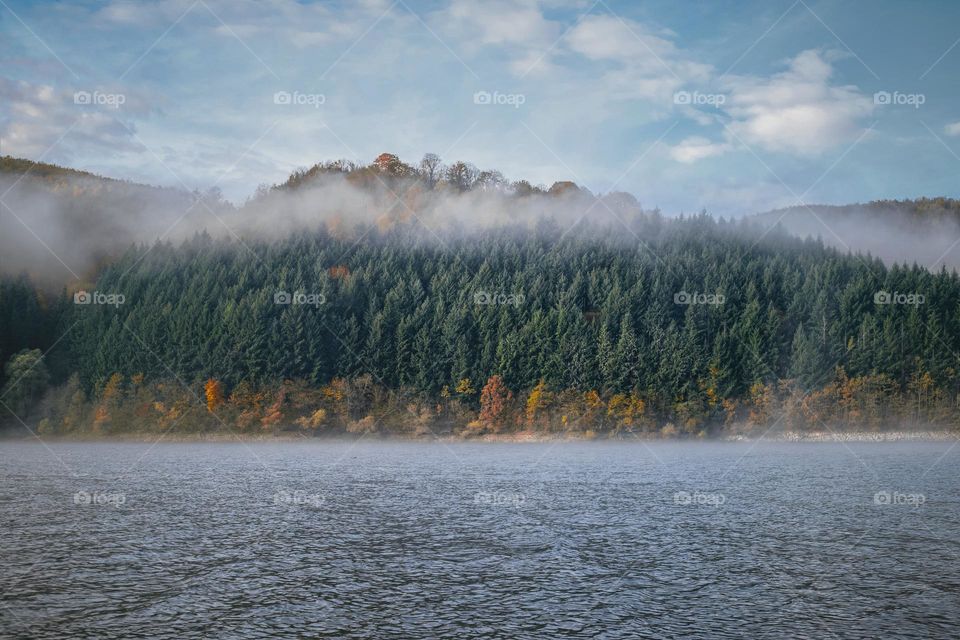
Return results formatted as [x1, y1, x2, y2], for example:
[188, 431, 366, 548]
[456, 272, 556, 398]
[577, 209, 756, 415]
[525, 380, 551, 427]
[205, 379, 225, 413]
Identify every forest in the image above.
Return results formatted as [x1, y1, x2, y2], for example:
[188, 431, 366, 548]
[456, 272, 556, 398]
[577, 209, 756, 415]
[2, 153, 960, 439]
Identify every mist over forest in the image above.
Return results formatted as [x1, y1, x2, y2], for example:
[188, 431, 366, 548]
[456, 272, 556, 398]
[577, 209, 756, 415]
[3, 153, 960, 439]
[753, 198, 960, 271]
[4, 153, 959, 292]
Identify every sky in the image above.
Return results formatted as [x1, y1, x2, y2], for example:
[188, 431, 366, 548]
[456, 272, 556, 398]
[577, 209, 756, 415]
[1, 0, 959, 217]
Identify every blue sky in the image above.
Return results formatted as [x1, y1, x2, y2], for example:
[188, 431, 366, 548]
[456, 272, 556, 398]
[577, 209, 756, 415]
[1, 0, 959, 216]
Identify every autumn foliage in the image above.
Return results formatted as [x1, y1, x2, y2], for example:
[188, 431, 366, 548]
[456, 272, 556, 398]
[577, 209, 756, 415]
[24, 365, 960, 439]
[479, 375, 511, 431]
[205, 379, 224, 412]
[525, 380, 551, 426]
[327, 265, 350, 280]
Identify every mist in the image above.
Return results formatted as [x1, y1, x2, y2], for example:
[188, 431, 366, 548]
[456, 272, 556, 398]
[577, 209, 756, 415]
[0, 168, 647, 289]
[752, 202, 960, 271]
[0, 173, 199, 288]
[3, 163, 959, 291]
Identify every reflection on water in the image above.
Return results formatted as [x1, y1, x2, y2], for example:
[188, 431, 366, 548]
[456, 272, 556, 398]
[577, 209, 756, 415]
[1, 440, 958, 639]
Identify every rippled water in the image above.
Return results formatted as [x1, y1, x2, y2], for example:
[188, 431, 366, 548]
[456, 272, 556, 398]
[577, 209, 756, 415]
[1, 440, 959, 639]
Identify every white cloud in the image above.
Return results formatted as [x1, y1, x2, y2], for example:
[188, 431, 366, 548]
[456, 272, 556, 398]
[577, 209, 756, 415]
[563, 15, 710, 101]
[433, 0, 561, 76]
[435, 2, 709, 94]
[721, 50, 874, 155]
[567, 15, 673, 66]
[0, 78, 144, 161]
[946, 121, 960, 137]
[213, 24, 263, 39]
[668, 136, 730, 163]
[568, 15, 711, 83]
[97, 0, 352, 49]
[95, 0, 195, 26]
[443, 0, 559, 48]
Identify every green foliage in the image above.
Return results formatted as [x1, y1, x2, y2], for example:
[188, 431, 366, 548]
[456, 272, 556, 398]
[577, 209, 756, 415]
[56, 214, 960, 402]
[0, 276, 53, 389]
[67, 217, 960, 400]
[1, 349, 50, 418]
[5, 207, 960, 434]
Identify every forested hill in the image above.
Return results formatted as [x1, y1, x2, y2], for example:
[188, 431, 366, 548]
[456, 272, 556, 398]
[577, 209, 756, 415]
[0, 151, 645, 291]
[0, 156, 222, 290]
[0, 156, 112, 182]
[751, 198, 960, 270]
[3, 153, 960, 438]
[3, 211, 959, 438]
[755, 197, 960, 226]
[5, 151, 958, 290]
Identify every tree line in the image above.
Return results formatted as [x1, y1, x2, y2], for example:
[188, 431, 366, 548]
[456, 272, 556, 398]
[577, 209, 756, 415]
[3, 206, 960, 438]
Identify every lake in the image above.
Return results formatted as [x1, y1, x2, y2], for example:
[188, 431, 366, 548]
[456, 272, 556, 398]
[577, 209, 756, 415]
[1, 440, 958, 639]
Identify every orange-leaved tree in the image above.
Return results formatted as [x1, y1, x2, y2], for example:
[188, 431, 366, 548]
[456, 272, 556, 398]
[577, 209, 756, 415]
[479, 375, 511, 431]
[205, 379, 225, 413]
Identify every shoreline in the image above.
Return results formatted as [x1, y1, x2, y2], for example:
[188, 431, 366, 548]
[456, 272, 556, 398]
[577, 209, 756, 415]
[1, 429, 956, 444]
[733, 430, 958, 443]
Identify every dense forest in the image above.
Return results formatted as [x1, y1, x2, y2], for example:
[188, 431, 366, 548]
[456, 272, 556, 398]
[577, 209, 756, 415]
[2, 154, 960, 438]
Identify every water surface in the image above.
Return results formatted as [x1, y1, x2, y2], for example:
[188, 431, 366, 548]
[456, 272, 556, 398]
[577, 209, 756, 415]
[1, 440, 958, 639]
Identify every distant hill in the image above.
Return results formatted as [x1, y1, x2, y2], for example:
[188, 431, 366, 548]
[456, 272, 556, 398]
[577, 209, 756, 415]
[750, 199, 960, 270]
[0, 156, 112, 182]
[0, 156, 218, 290]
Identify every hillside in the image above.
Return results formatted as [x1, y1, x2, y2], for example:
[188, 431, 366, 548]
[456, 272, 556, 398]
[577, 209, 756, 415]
[0, 152, 651, 292]
[0, 156, 222, 290]
[751, 198, 960, 269]
[0, 156, 115, 182]
[4, 155, 960, 437]
[4, 209, 960, 438]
